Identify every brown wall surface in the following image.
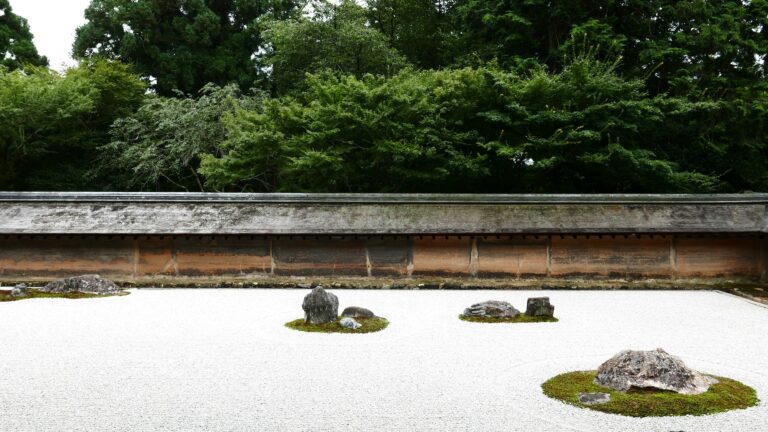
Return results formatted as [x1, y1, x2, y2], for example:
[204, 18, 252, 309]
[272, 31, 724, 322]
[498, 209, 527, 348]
[0, 234, 764, 282]
[550, 236, 672, 278]
[476, 237, 549, 278]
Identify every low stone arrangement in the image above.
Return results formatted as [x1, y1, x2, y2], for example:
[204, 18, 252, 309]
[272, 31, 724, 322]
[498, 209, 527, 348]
[40, 274, 122, 295]
[459, 297, 557, 323]
[286, 286, 389, 333]
[542, 348, 758, 417]
[1, 275, 126, 302]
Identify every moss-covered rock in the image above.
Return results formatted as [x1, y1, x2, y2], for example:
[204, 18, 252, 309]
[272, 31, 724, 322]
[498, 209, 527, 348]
[542, 370, 758, 417]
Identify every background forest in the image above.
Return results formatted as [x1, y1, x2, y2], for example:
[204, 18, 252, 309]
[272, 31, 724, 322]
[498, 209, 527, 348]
[1, 0, 767, 193]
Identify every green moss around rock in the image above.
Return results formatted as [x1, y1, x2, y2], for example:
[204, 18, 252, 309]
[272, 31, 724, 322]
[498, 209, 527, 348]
[542, 370, 758, 417]
[458, 314, 558, 323]
[0, 289, 128, 302]
[285, 316, 389, 333]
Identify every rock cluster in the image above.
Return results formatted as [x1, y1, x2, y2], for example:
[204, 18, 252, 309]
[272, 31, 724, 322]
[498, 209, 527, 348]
[40, 275, 120, 294]
[463, 300, 520, 318]
[462, 297, 556, 319]
[525, 297, 555, 317]
[595, 348, 715, 395]
[302, 286, 339, 324]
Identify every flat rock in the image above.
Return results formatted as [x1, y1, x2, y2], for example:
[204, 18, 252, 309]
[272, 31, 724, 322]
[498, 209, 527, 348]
[339, 317, 362, 330]
[463, 300, 520, 318]
[595, 348, 715, 395]
[302, 286, 339, 325]
[39, 275, 119, 294]
[577, 392, 611, 405]
[341, 306, 375, 318]
[525, 297, 555, 317]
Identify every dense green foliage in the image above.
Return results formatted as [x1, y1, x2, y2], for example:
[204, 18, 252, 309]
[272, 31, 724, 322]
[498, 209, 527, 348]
[542, 371, 758, 417]
[73, 0, 299, 95]
[261, 0, 406, 95]
[0, 0, 47, 70]
[366, 0, 452, 69]
[0, 60, 145, 190]
[200, 60, 721, 193]
[100, 84, 262, 191]
[2, 0, 767, 192]
[451, 0, 768, 96]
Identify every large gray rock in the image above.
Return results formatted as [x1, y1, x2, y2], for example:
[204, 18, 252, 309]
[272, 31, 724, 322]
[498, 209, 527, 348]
[595, 348, 715, 395]
[525, 297, 555, 317]
[341, 306, 375, 318]
[11, 283, 29, 298]
[463, 300, 520, 318]
[302, 286, 339, 324]
[40, 275, 119, 294]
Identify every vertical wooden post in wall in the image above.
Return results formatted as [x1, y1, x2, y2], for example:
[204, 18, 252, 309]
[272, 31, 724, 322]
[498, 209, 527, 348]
[132, 237, 140, 280]
[406, 236, 414, 277]
[670, 236, 678, 280]
[545, 236, 552, 277]
[469, 236, 479, 277]
[760, 236, 767, 282]
[365, 243, 373, 277]
[269, 238, 276, 275]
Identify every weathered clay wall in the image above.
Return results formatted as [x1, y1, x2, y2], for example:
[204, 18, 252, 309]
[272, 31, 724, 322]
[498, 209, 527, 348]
[1, 193, 766, 284]
[0, 234, 764, 282]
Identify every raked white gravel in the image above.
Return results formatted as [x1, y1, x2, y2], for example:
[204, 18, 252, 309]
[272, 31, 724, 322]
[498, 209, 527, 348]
[1, 289, 766, 432]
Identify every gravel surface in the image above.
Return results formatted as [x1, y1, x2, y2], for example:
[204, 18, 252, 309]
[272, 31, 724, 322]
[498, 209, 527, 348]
[1, 289, 765, 431]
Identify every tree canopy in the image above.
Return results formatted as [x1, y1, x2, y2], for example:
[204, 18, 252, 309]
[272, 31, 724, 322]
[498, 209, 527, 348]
[2, 0, 767, 193]
[199, 61, 722, 193]
[0, 0, 47, 70]
[0, 60, 145, 190]
[261, 0, 407, 95]
[73, 0, 299, 95]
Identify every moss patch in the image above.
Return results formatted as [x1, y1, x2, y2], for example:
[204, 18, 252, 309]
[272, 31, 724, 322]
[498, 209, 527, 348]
[285, 316, 389, 333]
[0, 289, 128, 302]
[459, 314, 558, 323]
[542, 370, 758, 417]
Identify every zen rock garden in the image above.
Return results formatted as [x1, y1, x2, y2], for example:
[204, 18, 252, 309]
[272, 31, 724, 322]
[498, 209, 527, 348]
[285, 286, 389, 333]
[1, 280, 762, 422]
[542, 348, 758, 417]
[460, 297, 558, 323]
[0, 274, 127, 302]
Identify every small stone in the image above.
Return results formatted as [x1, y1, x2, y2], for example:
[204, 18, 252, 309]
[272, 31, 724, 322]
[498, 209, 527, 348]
[11, 284, 29, 298]
[339, 317, 362, 330]
[577, 392, 611, 405]
[462, 300, 520, 318]
[40, 275, 119, 294]
[341, 306, 375, 318]
[525, 297, 555, 317]
[301, 286, 339, 325]
[595, 348, 715, 395]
